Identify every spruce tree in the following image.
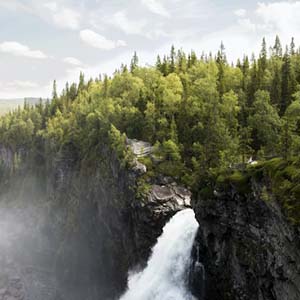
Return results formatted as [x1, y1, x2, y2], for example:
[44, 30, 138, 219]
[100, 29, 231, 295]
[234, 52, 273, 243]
[130, 51, 139, 73]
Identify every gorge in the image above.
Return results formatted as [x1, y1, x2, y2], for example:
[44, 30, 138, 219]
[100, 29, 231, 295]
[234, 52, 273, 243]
[1, 39, 300, 300]
[1, 140, 300, 300]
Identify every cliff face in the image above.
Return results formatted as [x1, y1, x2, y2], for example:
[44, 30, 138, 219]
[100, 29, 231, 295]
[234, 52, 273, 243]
[190, 181, 300, 300]
[0, 143, 191, 300]
[3, 142, 300, 300]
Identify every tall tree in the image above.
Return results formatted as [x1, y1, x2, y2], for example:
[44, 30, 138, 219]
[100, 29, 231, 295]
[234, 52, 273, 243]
[216, 42, 227, 97]
[281, 46, 297, 115]
[52, 80, 58, 99]
[130, 51, 139, 73]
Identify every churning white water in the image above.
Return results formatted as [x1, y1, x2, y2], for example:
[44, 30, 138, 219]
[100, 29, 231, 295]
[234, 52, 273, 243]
[120, 209, 199, 300]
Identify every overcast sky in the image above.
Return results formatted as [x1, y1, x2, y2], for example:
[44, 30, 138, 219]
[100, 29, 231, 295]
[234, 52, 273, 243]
[0, 0, 299, 98]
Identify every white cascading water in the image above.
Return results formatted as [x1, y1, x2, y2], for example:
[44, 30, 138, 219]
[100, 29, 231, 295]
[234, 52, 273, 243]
[120, 208, 199, 300]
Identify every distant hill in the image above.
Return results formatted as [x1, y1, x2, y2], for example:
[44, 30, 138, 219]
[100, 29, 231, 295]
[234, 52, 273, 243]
[0, 98, 44, 115]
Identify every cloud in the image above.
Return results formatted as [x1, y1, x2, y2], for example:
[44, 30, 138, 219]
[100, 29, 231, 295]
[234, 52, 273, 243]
[52, 7, 81, 30]
[0, 80, 40, 98]
[107, 11, 147, 35]
[0, 0, 32, 13]
[141, 0, 170, 17]
[0, 41, 47, 59]
[79, 29, 127, 50]
[4, 80, 39, 89]
[63, 57, 83, 67]
[44, 2, 57, 12]
[255, 1, 300, 36]
[234, 8, 246, 17]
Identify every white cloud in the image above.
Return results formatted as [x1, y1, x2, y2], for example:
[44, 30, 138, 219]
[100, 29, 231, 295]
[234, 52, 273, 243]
[255, 1, 300, 36]
[52, 8, 81, 30]
[141, 0, 170, 17]
[0, 41, 47, 59]
[44, 2, 57, 12]
[5, 80, 39, 89]
[0, 0, 31, 13]
[108, 11, 147, 35]
[237, 18, 256, 32]
[0, 80, 45, 98]
[234, 8, 246, 17]
[79, 29, 127, 50]
[63, 57, 83, 66]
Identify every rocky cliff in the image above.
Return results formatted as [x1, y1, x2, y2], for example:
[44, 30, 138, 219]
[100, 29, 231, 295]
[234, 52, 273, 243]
[190, 178, 300, 300]
[2, 142, 300, 300]
[0, 142, 191, 300]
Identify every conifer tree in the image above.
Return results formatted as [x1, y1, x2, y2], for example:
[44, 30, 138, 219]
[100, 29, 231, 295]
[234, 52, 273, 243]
[273, 35, 282, 58]
[130, 51, 139, 73]
[170, 45, 176, 73]
[281, 46, 297, 115]
[52, 80, 58, 99]
[216, 42, 226, 97]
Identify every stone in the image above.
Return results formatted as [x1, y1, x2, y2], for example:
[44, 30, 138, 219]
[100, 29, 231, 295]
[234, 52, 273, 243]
[190, 180, 300, 300]
[132, 160, 147, 175]
[126, 138, 153, 157]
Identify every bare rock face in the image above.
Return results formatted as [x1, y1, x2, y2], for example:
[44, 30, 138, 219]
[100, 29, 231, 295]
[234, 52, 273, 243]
[126, 139, 153, 158]
[190, 183, 300, 300]
[150, 184, 191, 207]
[0, 140, 193, 300]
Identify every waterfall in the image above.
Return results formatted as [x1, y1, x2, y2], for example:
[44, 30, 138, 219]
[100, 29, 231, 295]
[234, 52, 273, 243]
[120, 209, 199, 300]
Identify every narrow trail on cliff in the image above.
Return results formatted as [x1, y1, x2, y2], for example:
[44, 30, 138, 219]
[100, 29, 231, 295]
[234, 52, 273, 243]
[120, 208, 199, 300]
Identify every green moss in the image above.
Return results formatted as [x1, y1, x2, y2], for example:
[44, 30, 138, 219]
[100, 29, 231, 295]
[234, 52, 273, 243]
[261, 186, 271, 202]
[211, 157, 300, 224]
[198, 186, 214, 199]
[247, 157, 300, 224]
[215, 170, 251, 194]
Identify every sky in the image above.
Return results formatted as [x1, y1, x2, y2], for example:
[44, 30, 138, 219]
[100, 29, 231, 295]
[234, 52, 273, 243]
[0, 0, 299, 98]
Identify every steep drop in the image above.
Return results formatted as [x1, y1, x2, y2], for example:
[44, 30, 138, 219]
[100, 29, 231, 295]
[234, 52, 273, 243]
[120, 209, 199, 300]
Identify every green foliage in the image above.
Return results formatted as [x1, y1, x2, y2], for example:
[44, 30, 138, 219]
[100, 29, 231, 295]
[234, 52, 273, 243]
[109, 125, 134, 167]
[2, 38, 300, 199]
[246, 158, 300, 224]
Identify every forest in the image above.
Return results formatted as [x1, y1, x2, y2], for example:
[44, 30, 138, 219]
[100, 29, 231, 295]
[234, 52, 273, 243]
[1, 36, 300, 191]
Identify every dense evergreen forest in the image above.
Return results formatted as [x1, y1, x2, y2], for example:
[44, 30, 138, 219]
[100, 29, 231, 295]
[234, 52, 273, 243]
[1, 36, 300, 193]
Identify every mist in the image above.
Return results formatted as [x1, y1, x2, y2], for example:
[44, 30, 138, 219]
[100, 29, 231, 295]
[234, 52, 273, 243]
[0, 173, 107, 300]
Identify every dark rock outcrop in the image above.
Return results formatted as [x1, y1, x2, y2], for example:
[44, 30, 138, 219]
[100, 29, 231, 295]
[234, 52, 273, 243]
[0, 142, 191, 300]
[190, 182, 300, 300]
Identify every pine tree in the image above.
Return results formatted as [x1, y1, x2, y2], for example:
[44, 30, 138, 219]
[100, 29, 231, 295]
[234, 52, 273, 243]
[281, 46, 297, 115]
[103, 75, 109, 98]
[290, 37, 295, 56]
[78, 72, 85, 93]
[177, 49, 187, 73]
[273, 35, 282, 58]
[248, 54, 258, 106]
[242, 56, 250, 91]
[216, 42, 226, 97]
[170, 45, 176, 73]
[270, 62, 282, 107]
[52, 80, 58, 99]
[156, 55, 162, 72]
[161, 55, 169, 76]
[130, 51, 139, 73]
[257, 38, 267, 88]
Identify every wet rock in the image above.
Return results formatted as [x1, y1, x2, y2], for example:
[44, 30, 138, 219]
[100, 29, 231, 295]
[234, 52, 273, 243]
[190, 183, 300, 300]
